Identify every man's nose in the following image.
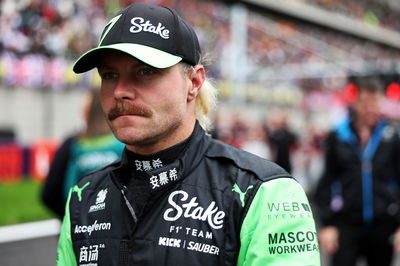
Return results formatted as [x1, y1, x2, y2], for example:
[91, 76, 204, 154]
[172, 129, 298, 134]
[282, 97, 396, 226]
[114, 79, 136, 100]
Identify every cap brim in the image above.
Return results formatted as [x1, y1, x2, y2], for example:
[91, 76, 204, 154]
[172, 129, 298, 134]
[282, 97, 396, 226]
[73, 43, 183, 73]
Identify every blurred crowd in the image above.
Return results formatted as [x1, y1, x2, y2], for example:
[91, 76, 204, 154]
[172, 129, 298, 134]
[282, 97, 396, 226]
[245, 11, 400, 85]
[0, 0, 229, 89]
[211, 106, 327, 193]
[1, 0, 399, 90]
[301, 0, 400, 31]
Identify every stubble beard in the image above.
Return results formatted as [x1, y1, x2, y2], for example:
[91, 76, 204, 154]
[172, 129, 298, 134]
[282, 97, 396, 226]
[108, 108, 185, 149]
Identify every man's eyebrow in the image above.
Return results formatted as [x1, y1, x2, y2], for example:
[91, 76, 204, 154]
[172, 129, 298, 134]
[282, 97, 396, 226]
[97, 62, 114, 69]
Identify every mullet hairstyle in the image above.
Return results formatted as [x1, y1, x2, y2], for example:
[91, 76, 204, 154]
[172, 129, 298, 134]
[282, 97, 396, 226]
[182, 54, 218, 132]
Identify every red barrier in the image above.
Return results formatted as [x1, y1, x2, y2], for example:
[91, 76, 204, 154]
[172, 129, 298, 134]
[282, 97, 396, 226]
[0, 144, 23, 182]
[29, 139, 59, 182]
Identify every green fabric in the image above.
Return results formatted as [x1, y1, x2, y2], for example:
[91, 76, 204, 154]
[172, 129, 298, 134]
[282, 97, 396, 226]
[237, 178, 320, 266]
[57, 189, 77, 266]
[63, 133, 124, 199]
[79, 134, 119, 149]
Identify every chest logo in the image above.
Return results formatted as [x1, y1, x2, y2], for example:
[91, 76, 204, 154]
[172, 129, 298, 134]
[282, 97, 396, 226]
[72, 182, 90, 202]
[232, 184, 253, 207]
[163, 190, 225, 229]
[89, 188, 108, 213]
[96, 189, 108, 204]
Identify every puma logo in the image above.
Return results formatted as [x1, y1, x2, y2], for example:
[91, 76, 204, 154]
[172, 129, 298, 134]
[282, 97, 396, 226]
[72, 182, 90, 202]
[232, 184, 254, 207]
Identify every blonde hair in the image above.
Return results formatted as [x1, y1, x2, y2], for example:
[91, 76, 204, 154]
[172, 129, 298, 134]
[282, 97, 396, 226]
[182, 54, 218, 132]
[195, 78, 218, 132]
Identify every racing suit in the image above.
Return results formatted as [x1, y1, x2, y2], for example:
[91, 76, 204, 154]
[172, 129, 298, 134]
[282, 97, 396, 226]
[57, 123, 320, 265]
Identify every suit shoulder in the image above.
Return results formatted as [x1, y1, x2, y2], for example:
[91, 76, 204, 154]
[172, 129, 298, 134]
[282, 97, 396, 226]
[206, 138, 290, 181]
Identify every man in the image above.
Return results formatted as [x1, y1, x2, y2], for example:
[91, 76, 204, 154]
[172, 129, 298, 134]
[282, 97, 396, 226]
[314, 77, 400, 266]
[57, 3, 320, 265]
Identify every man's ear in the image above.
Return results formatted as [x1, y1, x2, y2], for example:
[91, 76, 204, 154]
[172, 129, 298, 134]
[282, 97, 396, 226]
[187, 65, 205, 102]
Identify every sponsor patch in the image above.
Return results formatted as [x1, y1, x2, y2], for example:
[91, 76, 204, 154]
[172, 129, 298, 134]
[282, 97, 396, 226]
[74, 220, 111, 236]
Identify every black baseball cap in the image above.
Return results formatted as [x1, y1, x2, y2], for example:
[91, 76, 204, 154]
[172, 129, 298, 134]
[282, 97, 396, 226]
[73, 3, 201, 73]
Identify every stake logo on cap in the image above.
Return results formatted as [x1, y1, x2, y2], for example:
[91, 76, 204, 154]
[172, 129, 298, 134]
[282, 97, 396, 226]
[129, 17, 170, 39]
[73, 3, 201, 73]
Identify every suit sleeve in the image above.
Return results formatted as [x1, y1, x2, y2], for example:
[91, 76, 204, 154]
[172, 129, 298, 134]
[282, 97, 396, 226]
[56, 189, 77, 266]
[237, 178, 320, 266]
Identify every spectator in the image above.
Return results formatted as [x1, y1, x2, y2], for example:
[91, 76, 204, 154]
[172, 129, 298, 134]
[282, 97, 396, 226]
[314, 77, 400, 266]
[266, 109, 298, 173]
[241, 124, 272, 159]
[41, 89, 124, 218]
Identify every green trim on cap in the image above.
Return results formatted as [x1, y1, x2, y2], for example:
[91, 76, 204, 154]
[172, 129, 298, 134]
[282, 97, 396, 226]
[73, 43, 183, 73]
[98, 14, 122, 46]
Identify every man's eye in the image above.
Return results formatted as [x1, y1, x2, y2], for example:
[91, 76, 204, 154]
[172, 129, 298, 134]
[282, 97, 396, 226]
[101, 72, 118, 80]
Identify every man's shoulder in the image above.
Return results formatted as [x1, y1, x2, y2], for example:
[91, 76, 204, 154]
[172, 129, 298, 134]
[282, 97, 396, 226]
[206, 138, 290, 181]
[75, 159, 120, 187]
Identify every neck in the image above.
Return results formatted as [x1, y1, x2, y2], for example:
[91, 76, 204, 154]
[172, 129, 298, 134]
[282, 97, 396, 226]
[353, 119, 373, 145]
[126, 132, 192, 174]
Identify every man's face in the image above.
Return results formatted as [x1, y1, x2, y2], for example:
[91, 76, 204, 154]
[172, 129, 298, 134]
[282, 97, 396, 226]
[353, 90, 382, 128]
[97, 51, 194, 153]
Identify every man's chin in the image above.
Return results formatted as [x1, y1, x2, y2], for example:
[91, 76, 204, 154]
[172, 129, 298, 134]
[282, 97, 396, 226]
[114, 134, 145, 146]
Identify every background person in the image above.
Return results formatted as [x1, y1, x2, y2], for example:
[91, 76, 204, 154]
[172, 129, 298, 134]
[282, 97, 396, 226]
[265, 109, 298, 173]
[41, 89, 124, 218]
[314, 77, 400, 266]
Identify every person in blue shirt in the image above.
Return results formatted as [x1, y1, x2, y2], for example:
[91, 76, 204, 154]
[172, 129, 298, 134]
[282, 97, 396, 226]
[315, 77, 400, 266]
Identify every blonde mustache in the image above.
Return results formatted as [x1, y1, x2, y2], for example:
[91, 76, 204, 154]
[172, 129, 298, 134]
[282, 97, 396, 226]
[107, 101, 152, 121]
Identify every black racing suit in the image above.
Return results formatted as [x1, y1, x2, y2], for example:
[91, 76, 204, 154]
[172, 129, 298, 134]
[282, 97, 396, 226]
[57, 123, 320, 265]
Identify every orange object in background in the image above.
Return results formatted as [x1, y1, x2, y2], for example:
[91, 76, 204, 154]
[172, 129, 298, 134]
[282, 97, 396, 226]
[0, 144, 23, 182]
[29, 139, 59, 182]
